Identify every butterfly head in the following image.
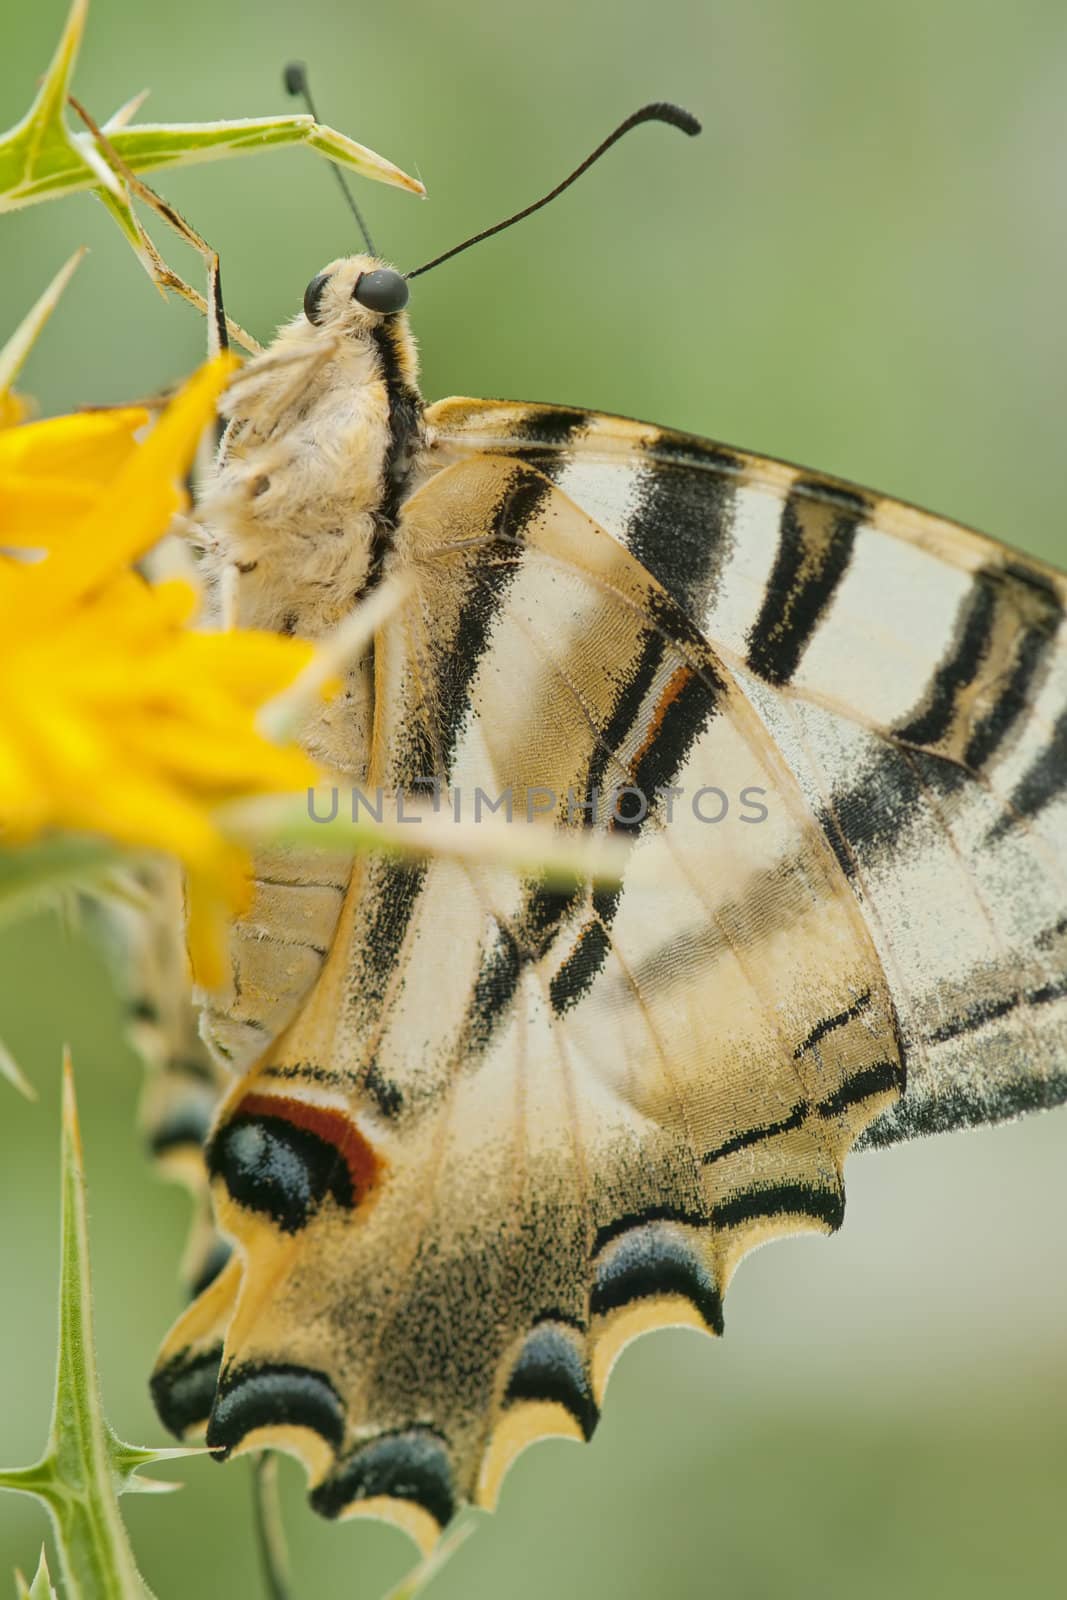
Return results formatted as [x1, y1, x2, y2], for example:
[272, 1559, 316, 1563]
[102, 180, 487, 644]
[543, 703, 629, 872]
[302, 255, 410, 335]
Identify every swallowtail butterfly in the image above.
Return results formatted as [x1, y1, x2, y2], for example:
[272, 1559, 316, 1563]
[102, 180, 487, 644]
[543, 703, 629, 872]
[144, 95, 1067, 1553]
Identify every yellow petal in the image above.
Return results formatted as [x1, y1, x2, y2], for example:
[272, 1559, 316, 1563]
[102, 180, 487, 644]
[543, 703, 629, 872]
[55, 767, 226, 871]
[175, 630, 318, 699]
[0, 473, 100, 541]
[0, 408, 148, 481]
[113, 715, 315, 793]
[12, 357, 234, 628]
[185, 862, 248, 988]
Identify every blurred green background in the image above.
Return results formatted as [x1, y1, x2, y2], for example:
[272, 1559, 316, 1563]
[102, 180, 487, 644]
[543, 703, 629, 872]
[3, 0, 1067, 1595]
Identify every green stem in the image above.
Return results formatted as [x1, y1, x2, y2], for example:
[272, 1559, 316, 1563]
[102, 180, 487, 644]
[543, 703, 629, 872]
[0, 1064, 158, 1599]
[251, 1455, 292, 1600]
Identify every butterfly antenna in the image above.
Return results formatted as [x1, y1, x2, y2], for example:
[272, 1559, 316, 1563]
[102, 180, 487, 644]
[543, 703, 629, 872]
[283, 62, 377, 256]
[406, 102, 700, 281]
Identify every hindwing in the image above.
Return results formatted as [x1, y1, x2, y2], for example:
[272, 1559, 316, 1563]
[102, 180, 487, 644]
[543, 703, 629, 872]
[153, 401, 1067, 1545]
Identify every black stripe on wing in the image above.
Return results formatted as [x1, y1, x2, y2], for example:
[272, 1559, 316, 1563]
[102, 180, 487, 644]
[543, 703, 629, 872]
[550, 601, 726, 1015]
[817, 743, 967, 881]
[460, 529, 728, 1032]
[429, 464, 555, 767]
[895, 580, 998, 749]
[355, 461, 559, 1043]
[619, 444, 740, 620]
[509, 404, 591, 451]
[962, 567, 1060, 767]
[711, 1181, 845, 1232]
[486, 409, 742, 624]
[746, 480, 867, 686]
[996, 705, 1067, 837]
[702, 1058, 903, 1165]
[896, 562, 1061, 767]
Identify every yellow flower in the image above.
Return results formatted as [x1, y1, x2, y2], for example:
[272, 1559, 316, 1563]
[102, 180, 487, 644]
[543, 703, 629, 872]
[0, 406, 148, 546]
[0, 358, 321, 983]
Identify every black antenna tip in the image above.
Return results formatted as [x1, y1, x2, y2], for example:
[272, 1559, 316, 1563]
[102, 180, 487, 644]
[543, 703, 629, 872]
[406, 98, 702, 282]
[283, 62, 308, 98]
[281, 59, 377, 254]
[638, 102, 702, 137]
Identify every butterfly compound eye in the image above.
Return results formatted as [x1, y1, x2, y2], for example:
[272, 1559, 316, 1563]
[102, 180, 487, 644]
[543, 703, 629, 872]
[303, 271, 331, 325]
[353, 268, 410, 314]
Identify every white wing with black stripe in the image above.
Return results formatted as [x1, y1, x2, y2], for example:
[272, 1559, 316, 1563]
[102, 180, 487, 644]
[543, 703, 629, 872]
[434, 399, 1067, 1144]
[152, 390, 1066, 1549]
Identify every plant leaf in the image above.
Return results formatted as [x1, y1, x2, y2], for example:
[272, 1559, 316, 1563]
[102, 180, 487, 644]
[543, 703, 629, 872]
[100, 117, 422, 195]
[0, 0, 423, 221]
[0, 249, 86, 405]
[0, 1037, 36, 1101]
[13, 1547, 58, 1600]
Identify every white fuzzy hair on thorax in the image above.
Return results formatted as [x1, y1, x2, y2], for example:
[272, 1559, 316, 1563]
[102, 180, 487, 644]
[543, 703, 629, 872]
[196, 256, 422, 643]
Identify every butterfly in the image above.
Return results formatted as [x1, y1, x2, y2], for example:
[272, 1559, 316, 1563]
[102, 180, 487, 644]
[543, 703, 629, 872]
[141, 101, 1067, 1554]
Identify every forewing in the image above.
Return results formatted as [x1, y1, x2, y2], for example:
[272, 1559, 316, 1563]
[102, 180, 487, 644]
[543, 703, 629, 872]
[430, 400, 1067, 1143]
